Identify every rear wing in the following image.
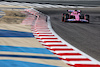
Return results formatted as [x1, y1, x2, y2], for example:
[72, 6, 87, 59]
[67, 10, 81, 13]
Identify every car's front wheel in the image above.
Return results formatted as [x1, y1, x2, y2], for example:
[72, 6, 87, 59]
[62, 13, 69, 22]
[85, 15, 89, 23]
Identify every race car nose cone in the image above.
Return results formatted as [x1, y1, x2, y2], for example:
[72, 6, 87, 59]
[75, 15, 80, 21]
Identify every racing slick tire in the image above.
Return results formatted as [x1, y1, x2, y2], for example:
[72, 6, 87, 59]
[62, 13, 64, 22]
[62, 13, 69, 22]
[85, 15, 89, 23]
[80, 14, 84, 19]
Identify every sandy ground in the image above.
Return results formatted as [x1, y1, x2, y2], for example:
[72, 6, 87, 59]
[0, 10, 26, 24]
[0, 24, 43, 48]
[0, 24, 70, 67]
[0, 7, 70, 66]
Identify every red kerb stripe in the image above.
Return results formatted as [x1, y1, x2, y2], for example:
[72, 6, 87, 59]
[56, 53, 81, 56]
[44, 44, 67, 47]
[75, 64, 100, 67]
[36, 38, 40, 39]
[49, 48, 74, 51]
[39, 35, 54, 36]
[63, 58, 91, 61]
[41, 38, 57, 39]
[43, 41, 62, 43]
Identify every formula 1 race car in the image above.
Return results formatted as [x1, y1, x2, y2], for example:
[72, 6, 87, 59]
[62, 10, 89, 23]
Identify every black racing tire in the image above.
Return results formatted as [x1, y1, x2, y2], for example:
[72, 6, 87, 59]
[85, 15, 89, 23]
[62, 13, 69, 22]
[62, 16, 64, 22]
[62, 13, 65, 22]
[80, 14, 84, 19]
[64, 14, 66, 22]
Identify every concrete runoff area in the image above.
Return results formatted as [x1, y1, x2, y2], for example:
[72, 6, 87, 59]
[36, 7, 100, 62]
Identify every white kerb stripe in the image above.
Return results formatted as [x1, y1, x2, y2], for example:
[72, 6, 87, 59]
[41, 39, 60, 41]
[42, 42, 65, 45]
[58, 55, 87, 59]
[49, 46, 71, 49]
[62, 60, 72, 64]
[35, 31, 52, 33]
[69, 61, 100, 65]
[39, 36, 57, 38]
[52, 51, 78, 53]
[38, 34, 54, 35]
[63, 60, 100, 65]
[36, 29, 49, 30]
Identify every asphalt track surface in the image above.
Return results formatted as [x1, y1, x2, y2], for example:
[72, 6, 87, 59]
[36, 8, 100, 62]
[3, 0, 100, 7]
